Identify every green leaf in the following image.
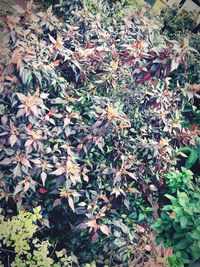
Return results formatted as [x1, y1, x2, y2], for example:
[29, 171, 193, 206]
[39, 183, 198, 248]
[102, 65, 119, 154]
[185, 149, 198, 169]
[190, 230, 200, 240]
[165, 194, 177, 203]
[178, 192, 189, 207]
[175, 239, 188, 250]
[180, 216, 188, 229]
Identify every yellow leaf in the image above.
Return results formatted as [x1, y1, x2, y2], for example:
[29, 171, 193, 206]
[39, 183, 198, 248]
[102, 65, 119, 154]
[110, 60, 119, 71]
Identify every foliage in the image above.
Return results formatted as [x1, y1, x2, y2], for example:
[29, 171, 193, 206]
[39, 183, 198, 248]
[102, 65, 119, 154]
[161, 6, 200, 85]
[179, 137, 200, 170]
[0, 0, 199, 266]
[0, 206, 78, 266]
[153, 168, 200, 266]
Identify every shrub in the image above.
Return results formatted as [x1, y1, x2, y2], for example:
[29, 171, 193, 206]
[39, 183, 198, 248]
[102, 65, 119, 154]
[0, 1, 199, 265]
[0, 206, 78, 266]
[153, 168, 200, 266]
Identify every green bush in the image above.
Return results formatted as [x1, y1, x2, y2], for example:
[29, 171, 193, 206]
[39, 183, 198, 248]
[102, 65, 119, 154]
[153, 168, 200, 266]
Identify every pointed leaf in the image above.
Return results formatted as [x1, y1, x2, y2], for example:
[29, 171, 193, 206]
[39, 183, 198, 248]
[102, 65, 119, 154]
[68, 196, 75, 212]
[0, 158, 12, 165]
[100, 225, 110, 236]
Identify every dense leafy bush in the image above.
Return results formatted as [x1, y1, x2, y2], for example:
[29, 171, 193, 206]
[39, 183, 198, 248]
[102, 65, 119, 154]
[0, 1, 199, 266]
[153, 168, 200, 266]
[0, 206, 78, 266]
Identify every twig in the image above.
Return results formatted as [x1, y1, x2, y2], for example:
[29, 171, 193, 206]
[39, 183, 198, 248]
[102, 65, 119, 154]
[50, 240, 58, 257]
[0, 248, 15, 254]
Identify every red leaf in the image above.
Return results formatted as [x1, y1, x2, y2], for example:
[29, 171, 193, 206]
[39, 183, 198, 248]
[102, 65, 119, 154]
[27, 124, 33, 130]
[189, 124, 198, 132]
[141, 72, 151, 82]
[39, 188, 48, 194]
[159, 182, 164, 187]
[47, 112, 54, 117]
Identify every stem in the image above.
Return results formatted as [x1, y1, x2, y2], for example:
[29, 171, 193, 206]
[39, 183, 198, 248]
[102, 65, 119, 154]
[0, 248, 15, 254]
[50, 240, 58, 257]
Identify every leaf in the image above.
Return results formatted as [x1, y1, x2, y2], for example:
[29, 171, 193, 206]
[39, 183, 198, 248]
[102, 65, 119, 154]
[49, 34, 56, 44]
[165, 194, 176, 203]
[21, 158, 32, 168]
[41, 218, 50, 228]
[30, 158, 41, 164]
[10, 134, 17, 147]
[14, 183, 23, 196]
[13, 163, 21, 177]
[100, 225, 110, 236]
[113, 171, 122, 185]
[38, 188, 48, 194]
[92, 232, 99, 243]
[68, 196, 75, 212]
[16, 92, 27, 102]
[23, 180, 30, 192]
[53, 198, 61, 207]
[51, 167, 65, 176]
[0, 158, 12, 165]
[113, 237, 126, 247]
[41, 172, 47, 186]
[171, 57, 179, 72]
[175, 239, 188, 250]
[180, 216, 188, 229]
[25, 139, 34, 147]
[86, 220, 98, 229]
[190, 230, 200, 240]
[185, 149, 198, 169]
[110, 60, 119, 71]
[178, 192, 189, 207]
